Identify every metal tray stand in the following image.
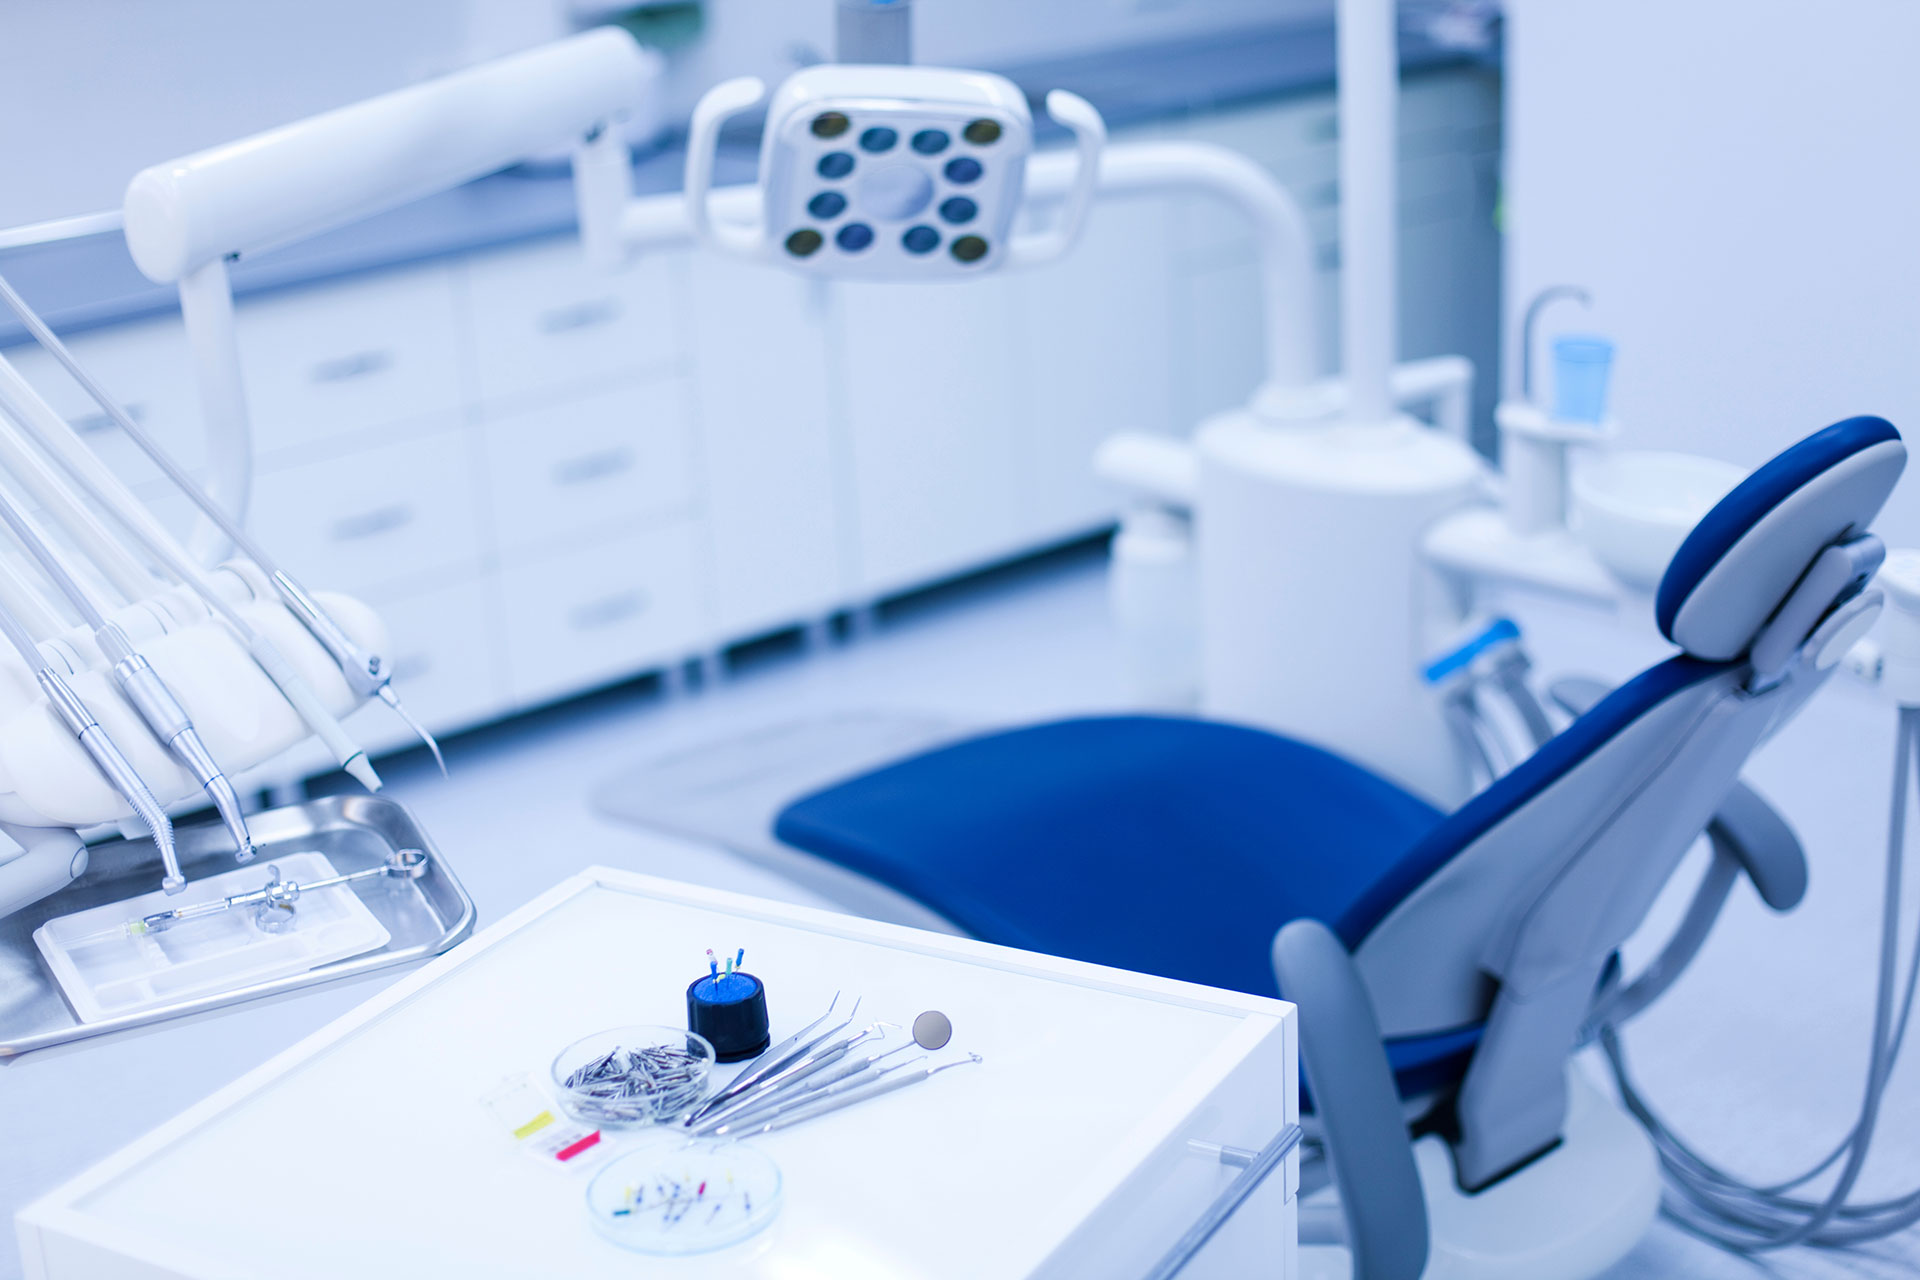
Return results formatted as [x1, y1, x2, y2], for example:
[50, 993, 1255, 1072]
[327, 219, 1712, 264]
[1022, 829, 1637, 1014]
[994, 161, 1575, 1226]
[0, 794, 474, 1058]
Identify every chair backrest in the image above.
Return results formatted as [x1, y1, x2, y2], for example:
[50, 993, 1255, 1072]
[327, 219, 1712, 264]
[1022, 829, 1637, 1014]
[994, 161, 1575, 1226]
[1343, 416, 1905, 1187]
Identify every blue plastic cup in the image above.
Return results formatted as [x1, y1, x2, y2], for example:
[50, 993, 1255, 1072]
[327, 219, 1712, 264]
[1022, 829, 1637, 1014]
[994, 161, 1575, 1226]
[1551, 335, 1615, 424]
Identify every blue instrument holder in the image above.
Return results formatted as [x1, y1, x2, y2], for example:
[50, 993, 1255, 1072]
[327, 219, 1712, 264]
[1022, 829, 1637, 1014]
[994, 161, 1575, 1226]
[687, 969, 771, 1063]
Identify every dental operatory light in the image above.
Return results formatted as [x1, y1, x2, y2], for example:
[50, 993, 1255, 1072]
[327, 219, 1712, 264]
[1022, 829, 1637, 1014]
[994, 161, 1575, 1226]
[684, 66, 1105, 276]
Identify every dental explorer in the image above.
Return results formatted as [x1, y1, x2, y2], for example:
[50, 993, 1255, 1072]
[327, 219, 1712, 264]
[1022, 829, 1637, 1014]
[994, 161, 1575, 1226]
[0, 274, 445, 775]
[0, 357, 381, 791]
[0, 486, 256, 862]
[0, 590, 184, 893]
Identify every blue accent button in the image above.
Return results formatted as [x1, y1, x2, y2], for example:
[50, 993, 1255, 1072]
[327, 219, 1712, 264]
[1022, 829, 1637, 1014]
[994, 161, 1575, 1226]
[938, 196, 977, 225]
[808, 190, 848, 219]
[943, 156, 982, 184]
[818, 152, 855, 179]
[859, 126, 898, 153]
[836, 222, 875, 251]
[911, 129, 950, 155]
[902, 225, 940, 254]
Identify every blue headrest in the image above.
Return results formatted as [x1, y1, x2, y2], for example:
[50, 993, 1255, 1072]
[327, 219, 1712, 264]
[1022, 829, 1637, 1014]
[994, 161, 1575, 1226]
[1655, 417, 1906, 661]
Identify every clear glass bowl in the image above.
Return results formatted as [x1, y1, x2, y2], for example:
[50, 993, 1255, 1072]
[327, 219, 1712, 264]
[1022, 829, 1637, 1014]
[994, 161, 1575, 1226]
[586, 1138, 783, 1254]
[552, 1025, 715, 1127]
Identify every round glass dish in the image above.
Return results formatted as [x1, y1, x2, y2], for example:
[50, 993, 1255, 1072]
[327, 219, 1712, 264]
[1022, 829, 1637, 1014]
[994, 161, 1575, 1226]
[586, 1139, 783, 1254]
[552, 1025, 714, 1127]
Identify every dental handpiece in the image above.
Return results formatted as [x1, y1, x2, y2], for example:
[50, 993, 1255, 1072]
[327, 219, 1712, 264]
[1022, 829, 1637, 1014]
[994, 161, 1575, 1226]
[0, 490, 257, 862]
[0, 598, 184, 893]
[99, 626, 255, 863]
[0, 355, 380, 792]
[0, 274, 444, 775]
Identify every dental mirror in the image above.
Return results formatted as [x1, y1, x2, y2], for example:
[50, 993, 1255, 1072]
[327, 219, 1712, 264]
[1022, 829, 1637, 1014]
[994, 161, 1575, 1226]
[912, 1009, 953, 1050]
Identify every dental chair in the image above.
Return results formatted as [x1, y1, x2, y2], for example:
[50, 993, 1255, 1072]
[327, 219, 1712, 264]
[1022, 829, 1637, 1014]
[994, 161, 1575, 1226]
[772, 417, 1907, 1278]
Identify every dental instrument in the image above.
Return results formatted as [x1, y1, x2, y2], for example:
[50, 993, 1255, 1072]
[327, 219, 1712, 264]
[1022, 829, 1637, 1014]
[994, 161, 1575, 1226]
[686, 1021, 890, 1131]
[0, 587, 183, 893]
[0, 354, 382, 793]
[689, 1008, 955, 1136]
[683, 991, 848, 1122]
[130, 848, 430, 936]
[0, 275, 443, 776]
[552, 1025, 716, 1127]
[693, 1052, 929, 1137]
[0, 481, 256, 862]
[703, 1054, 984, 1139]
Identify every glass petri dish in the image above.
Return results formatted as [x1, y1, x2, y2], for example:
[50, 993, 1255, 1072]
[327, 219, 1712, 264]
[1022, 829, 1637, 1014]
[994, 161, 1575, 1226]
[586, 1139, 783, 1255]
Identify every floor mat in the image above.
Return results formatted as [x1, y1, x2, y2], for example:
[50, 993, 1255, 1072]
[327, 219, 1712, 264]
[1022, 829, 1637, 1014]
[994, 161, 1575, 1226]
[591, 711, 978, 931]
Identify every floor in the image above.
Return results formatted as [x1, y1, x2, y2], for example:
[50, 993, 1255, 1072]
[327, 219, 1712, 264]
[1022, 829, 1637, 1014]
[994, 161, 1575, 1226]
[4, 542, 1920, 1277]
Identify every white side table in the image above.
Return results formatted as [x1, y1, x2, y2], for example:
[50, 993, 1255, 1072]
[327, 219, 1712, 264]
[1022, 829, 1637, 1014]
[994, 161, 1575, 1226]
[19, 867, 1298, 1279]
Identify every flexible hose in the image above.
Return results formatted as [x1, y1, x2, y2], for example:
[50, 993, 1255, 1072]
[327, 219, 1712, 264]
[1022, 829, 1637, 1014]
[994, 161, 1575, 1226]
[1601, 706, 1920, 1250]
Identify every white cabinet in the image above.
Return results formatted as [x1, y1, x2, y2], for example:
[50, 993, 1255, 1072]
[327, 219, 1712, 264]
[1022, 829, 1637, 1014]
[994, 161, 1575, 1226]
[461, 235, 685, 406]
[479, 376, 697, 558]
[1013, 190, 1180, 542]
[4, 315, 207, 492]
[340, 576, 506, 752]
[234, 262, 464, 455]
[497, 520, 708, 706]
[686, 250, 845, 639]
[837, 274, 1029, 597]
[248, 427, 486, 597]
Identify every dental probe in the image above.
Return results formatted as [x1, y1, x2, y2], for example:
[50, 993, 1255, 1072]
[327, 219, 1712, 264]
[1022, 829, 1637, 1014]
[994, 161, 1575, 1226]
[0, 487, 257, 862]
[0, 591, 184, 892]
[0, 276, 445, 775]
[0, 363, 381, 791]
[132, 848, 430, 935]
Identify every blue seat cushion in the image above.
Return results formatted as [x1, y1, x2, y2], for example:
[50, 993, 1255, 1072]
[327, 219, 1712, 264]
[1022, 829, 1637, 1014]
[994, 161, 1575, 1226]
[774, 715, 1446, 1000]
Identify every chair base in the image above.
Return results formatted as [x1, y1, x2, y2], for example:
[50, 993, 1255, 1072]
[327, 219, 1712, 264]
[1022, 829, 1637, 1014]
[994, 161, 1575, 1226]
[1301, 1069, 1659, 1280]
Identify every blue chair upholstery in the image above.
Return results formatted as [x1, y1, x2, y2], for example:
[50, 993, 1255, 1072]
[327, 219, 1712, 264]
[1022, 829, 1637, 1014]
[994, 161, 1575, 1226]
[775, 417, 1905, 1108]
[776, 660, 1731, 1096]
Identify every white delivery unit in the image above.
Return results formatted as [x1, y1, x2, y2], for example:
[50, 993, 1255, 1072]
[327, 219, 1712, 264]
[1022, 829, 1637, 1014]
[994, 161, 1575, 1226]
[17, 868, 1298, 1279]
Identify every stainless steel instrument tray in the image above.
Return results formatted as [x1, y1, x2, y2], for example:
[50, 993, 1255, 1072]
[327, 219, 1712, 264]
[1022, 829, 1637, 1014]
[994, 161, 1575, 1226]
[0, 794, 474, 1058]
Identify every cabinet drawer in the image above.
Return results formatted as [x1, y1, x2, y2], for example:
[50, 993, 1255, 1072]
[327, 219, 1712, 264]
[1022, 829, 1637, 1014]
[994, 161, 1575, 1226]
[247, 428, 484, 595]
[4, 315, 208, 491]
[499, 521, 706, 706]
[480, 377, 695, 555]
[462, 237, 684, 404]
[340, 576, 505, 752]
[236, 263, 463, 451]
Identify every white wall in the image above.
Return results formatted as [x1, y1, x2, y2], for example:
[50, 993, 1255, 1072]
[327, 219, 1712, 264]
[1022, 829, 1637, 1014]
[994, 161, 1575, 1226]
[1504, 0, 1920, 545]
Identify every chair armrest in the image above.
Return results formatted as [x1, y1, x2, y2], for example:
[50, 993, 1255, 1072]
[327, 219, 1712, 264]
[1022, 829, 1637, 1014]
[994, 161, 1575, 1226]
[1272, 920, 1428, 1280]
[1707, 780, 1808, 912]
[1548, 676, 1806, 911]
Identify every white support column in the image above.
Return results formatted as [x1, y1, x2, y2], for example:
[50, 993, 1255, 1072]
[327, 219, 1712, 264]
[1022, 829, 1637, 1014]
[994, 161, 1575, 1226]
[176, 258, 250, 565]
[1337, 0, 1399, 427]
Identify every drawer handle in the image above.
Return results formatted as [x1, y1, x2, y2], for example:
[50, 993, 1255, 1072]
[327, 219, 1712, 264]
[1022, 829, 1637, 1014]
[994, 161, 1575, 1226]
[1143, 1125, 1302, 1280]
[310, 350, 394, 383]
[330, 504, 415, 541]
[551, 447, 635, 487]
[568, 589, 649, 631]
[72, 402, 145, 434]
[537, 299, 621, 334]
